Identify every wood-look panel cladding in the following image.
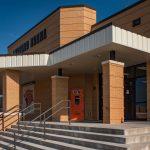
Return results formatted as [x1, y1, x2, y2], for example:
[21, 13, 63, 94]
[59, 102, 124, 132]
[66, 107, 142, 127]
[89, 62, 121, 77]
[92, 0, 150, 38]
[8, 6, 96, 54]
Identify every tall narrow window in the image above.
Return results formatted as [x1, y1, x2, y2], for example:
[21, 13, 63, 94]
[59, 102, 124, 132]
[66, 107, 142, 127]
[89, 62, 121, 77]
[26, 41, 29, 49]
[34, 36, 37, 45]
[37, 34, 40, 43]
[44, 29, 47, 39]
[30, 38, 33, 47]
[40, 31, 44, 41]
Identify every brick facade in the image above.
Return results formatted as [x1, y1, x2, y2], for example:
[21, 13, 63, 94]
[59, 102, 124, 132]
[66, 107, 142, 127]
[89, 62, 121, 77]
[2, 70, 20, 112]
[102, 60, 124, 124]
[51, 75, 69, 121]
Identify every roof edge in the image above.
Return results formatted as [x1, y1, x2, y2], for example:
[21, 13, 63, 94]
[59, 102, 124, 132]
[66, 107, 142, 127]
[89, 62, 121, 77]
[60, 4, 96, 11]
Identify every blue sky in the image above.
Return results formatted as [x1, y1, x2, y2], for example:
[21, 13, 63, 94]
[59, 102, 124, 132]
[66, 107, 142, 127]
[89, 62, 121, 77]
[0, 0, 139, 54]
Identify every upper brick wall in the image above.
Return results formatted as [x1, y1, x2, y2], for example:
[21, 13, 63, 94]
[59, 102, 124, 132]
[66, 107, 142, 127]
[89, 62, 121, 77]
[92, 0, 150, 38]
[8, 5, 96, 54]
[60, 7, 96, 46]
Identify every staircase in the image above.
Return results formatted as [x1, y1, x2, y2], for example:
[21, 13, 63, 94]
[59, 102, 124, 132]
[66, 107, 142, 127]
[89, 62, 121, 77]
[0, 121, 150, 150]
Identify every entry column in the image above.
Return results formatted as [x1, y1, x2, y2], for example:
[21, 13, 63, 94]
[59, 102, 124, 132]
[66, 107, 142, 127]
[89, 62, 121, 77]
[3, 70, 20, 112]
[102, 60, 124, 124]
[51, 75, 69, 121]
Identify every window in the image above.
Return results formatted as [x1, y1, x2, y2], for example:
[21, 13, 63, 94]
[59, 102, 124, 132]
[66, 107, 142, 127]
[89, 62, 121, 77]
[132, 18, 141, 27]
[37, 34, 40, 43]
[23, 43, 26, 52]
[44, 29, 47, 39]
[26, 41, 29, 49]
[40, 31, 44, 41]
[30, 38, 33, 47]
[33, 36, 37, 45]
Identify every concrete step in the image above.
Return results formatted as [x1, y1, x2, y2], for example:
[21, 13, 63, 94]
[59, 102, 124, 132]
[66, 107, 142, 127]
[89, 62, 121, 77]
[18, 121, 150, 136]
[1, 121, 150, 150]
[127, 142, 150, 150]
[0, 134, 57, 150]
[124, 127, 150, 136]
[0, 131, 97, 150]
[0, 140, 28, 150]
[18, 121, 125, 135]
[13, 124, 150, 144]
[4, 128, 150, 150]
[5, 128, 129, 150]
[11, 124, 126, 144]
[1, 130, 150, 150]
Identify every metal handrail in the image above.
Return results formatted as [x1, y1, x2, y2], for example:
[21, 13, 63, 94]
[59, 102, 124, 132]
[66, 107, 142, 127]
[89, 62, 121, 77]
[1, 110, 19, 125]
[43, 106, 69, 122]
[43, 106, 70, 138]
[32, 100, 69, 122]
[0, 105, 19, 121]
[5, 103, 41, 130]
[12, 100, 71, 150]
[0, 106, 20, 131]
[0, 103, 41, 131]
[0, 109, 20, 123]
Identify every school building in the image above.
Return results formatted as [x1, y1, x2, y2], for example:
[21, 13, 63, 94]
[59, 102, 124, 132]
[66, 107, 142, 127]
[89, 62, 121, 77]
[0, 0, 150, 124]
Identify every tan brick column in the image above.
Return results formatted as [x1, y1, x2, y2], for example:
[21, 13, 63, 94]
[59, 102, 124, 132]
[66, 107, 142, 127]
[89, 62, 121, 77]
[51, 75, 69, 121]
[102, 60, 124, 124]
[2, 70, 20, 112]
[147, 61, 150, 121]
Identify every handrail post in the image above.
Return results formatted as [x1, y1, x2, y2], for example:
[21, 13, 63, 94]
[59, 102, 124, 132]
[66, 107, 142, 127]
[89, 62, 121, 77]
[18, 113, 20, 133]
[44, 113, 46, 139]
[14, 131, 16, 150]
[21, 111, 23, 121]
[40, 104, 41, 123]
[68, 100, 71, 125]
[2, 113, 4, 131]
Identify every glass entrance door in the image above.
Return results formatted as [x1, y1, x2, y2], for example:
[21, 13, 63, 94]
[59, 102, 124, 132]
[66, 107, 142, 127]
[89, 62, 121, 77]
[135, 77, 147, 120]
[124, 78, 135, 120]
[124, 63, 147, 120]
[99, 74, 103, 120]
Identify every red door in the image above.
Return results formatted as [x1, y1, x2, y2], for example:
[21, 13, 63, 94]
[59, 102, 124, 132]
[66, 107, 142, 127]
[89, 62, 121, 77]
[70, 88, 84, 121]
